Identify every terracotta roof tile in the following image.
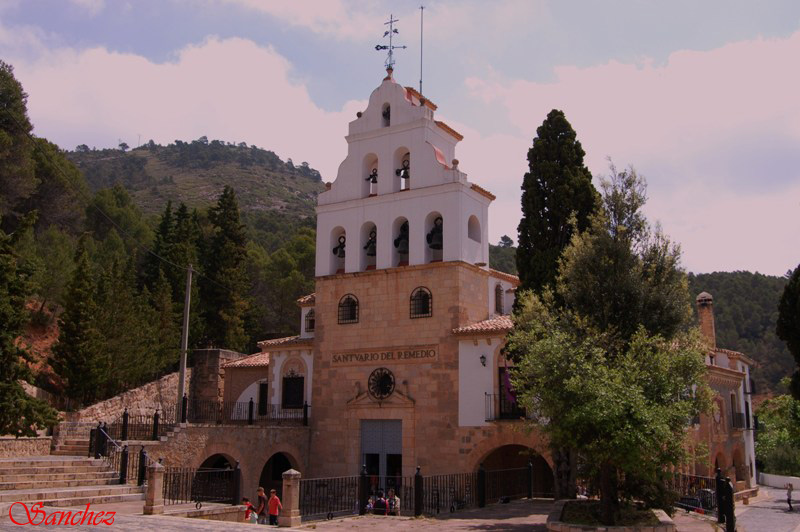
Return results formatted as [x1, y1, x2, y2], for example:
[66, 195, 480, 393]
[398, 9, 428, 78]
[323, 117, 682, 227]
[453, 315, 513, 335]
[223, 352, 270, 368]
[435, 120, 464, 141]
[256, 335, 313, 349]
[488, 268, 520, 285]
[297, 293, 315, 306]
[404, 86, 437, 110]
[470, 183, 496, 201]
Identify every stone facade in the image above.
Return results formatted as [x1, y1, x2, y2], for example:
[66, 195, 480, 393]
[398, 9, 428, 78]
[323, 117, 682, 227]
[190, 349, 246, 403]
[0, 437, 52, 458]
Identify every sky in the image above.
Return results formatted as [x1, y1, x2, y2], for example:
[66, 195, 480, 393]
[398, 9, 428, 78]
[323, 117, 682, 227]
[1, 0, 799, 276]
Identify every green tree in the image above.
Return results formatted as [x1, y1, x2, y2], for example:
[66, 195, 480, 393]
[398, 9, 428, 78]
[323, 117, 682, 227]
[515, 109, 598, 295]
[0, 218, 59, 435]
[32, 226, 75, 314]
[509, 164, 709, 525]
[755, 391, 800, 475]
[0, 61, 37, 230]
[51, 238, 105, 407]
[200, 186, 249, 351]
[777, 264, 800, 399]
[85, 184, 152, 253]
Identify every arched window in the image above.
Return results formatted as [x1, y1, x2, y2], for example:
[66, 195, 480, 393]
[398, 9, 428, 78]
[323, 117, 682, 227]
[468, 215, 481, 242]
[338, 294, 359, 324]
[495, 284, 504, 314]
[304, 309, 315, 332]
[382, 103, 391, 127]
[410, 287, 432, 318]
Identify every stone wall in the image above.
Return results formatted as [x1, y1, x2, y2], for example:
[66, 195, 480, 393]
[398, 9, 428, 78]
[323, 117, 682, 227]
[0, 437, 51, 458]
[190, 349, 247, 403]
[70, 370, 192, 423]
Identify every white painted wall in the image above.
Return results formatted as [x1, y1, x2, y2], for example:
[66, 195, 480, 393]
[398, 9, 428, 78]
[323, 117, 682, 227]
[458, 339, 498, 427]
[299, 307, 315, 339]
[487, 275, 515, 317]
[759, 472, 800, 489]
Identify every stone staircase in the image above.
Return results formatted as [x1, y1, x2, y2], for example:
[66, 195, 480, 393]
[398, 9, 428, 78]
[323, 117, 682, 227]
[52, 422, 95, 456]
[0, 456, 144, 507]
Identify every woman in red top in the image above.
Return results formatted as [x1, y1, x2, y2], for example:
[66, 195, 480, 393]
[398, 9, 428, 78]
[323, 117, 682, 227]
[268, 489, 283, 525]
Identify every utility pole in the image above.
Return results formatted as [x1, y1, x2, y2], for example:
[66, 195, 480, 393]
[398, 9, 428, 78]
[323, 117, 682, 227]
[176, 264, 193, 423]
[419, 5, 424, 95]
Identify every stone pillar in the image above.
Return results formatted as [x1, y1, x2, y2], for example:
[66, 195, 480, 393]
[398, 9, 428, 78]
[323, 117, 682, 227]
[696, 292, 716, 350]
[143, 462, 164, 515]
[190, 349, 247, 403]
[278, 469, 301, 527]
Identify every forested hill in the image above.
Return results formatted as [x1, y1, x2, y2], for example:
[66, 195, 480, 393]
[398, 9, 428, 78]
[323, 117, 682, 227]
[688, 271, 791, 395]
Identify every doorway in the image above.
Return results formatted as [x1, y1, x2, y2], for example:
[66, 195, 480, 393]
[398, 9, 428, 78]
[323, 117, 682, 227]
[361, 420, 402, 494]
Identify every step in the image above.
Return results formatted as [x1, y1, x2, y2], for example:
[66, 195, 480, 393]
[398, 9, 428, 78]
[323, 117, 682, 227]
[0, 471, 117, 483]
[0, 457, 101, 469]
[51, 450, 93, 456]
[0, 484, 144, 504]
[0, 477, 121, 490]
[62, 439, 90, 446]
[41, 491, 145, 508]
[54, 445, 89, 453]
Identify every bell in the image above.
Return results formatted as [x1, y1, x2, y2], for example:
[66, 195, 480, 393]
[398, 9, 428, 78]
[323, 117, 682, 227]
[332, 235, 346, 258]
[426, 216, 443, 250]
[394, 222, 409, 255]
[364, 230, 377, 257]
[382, 106, 391, 123]
[395, 159, 410, 180]
[365, 168, 378, 184]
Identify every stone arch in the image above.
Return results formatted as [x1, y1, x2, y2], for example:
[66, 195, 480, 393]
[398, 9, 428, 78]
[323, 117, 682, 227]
[713, 451, 727, 473]
[330, 226, 346, 274]
[360, 221, 377, 271]
[363, 153, 378, 197]
[732, 446, 747, 482]
[258, 451, 300, 498]
[480, 445, 554, 498]
[468, 429, 553, 473]
[197, 451, 236, 470]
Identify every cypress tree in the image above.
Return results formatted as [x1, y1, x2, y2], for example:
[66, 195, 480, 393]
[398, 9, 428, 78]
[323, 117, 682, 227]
[777, 264, 800, 399]
[516, 109, 599, 295]
[143, 200, 174, 292]
[200, 186, 249, 351]
[0, 219, 59, 435]
[52, 238, 105, 407]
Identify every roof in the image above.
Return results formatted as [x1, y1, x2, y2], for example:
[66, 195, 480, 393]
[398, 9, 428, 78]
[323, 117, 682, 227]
[223, 352, 270, 369]
[470, 183, 496, 201]
[435, 120, 464, 141]
[297, 293, 315, 306]
[453, 315, 513, 336]
[696, 291, 713, 302]
[488, 268, 520, 286]
[715, 347, 758, 368]
[404, 86, 437, 110]
[256, 336, 314, 349]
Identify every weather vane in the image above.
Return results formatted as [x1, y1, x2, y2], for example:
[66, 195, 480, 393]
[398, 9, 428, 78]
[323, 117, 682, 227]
[375, 14, 406, 70]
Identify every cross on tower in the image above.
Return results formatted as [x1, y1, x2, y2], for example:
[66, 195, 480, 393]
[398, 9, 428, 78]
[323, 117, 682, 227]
[375, 14, 407, 70]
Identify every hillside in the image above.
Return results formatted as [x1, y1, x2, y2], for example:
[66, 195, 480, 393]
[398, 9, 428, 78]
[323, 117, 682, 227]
[688, 271, 792, 395]
[67, 139, 326, 245]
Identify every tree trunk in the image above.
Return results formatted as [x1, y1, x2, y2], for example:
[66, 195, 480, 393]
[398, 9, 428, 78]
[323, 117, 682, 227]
[599, 462, 618, 526]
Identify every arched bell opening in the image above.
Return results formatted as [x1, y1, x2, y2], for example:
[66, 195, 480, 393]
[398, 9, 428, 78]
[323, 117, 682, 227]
[258, 452, 297, 499]
[468, 215, 481, 243]
[480, 445, 554, 499]
[363, 153, 378, 197]
[392, 217, 409, 267]
[330, 226, 346, 274]
[381, 102, 391, 127]
[425, 211, 443, 263]
[393, 147, 410, 192]
[360, 222, 377, 271]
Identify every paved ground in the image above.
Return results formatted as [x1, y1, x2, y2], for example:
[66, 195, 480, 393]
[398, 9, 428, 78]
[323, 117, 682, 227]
[3, 490, 800, 530]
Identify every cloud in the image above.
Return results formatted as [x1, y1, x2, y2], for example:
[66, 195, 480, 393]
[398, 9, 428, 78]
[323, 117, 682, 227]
[70, 0, 105, 16]
[462, 31, 800, 274]
[8, 35, 365, 184]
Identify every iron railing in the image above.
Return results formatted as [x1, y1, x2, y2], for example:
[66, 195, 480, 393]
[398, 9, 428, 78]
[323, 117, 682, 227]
[105, 407, 176, 442]
[182, 398, 308, 426]
[90, 424, 152, 486]
[162, 466, 240, 507]
[299, 475, 360, 519]
[666, 473, 717, 516]
[485, 467, 541, 501]
[421, 471, 478, 514]
[732, 412, 746, 430]
[485, 393, 526, 421]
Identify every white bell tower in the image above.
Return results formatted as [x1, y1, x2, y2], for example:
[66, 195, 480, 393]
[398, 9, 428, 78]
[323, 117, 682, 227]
[315, 68, 493, 277]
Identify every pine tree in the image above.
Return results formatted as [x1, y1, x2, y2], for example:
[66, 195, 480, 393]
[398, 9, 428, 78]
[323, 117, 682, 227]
[0, 219, 59, 435]
[143, 200, 174, 292]
[200, 186, 249, 351]
[52, 238, 105, 407]
[516, 109, 598, 294]
[777, 264, 800, 399]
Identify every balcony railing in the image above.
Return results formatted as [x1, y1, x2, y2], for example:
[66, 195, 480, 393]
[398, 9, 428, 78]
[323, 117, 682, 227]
[731, 412, 746, 430]
[183, 398, 308, 426]
[485, 393, 526, 421]
[745, 378, 756, 395]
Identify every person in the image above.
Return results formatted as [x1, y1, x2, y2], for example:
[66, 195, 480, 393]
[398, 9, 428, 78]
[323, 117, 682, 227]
[256, 487, 268, 524]
[242, 497, 256, 523]
[373, 490, 388, 515]
[268, 488, 283, 525]
[387, 488, 400, 516]
[788, 483, 794, 512]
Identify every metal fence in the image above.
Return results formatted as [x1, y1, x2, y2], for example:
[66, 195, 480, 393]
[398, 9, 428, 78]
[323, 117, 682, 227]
[486, 467, 537, 501]
[162, 466, 239, 506]
[299, 475, 360, 519]
[183, 398, 307, 426]
[421, 471, 478, 514]
[666, 473, 717, 516]
[484, 393, 527, 421]
[103, 407, 177, 442]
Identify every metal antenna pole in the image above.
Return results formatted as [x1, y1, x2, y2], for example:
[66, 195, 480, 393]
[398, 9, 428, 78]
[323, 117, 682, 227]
[419, 5, 424, 94]
[176, 263, 193, 423]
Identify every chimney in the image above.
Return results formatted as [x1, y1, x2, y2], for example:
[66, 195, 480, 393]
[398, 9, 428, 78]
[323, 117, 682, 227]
[696, 292, 716, 349]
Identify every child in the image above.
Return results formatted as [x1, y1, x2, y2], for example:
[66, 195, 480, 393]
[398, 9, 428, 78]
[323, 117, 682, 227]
[268, 488, 283, 525]
[242, 497, 257, 523]
[387, 488, 400, 516]
[788, 483, 794, 512]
